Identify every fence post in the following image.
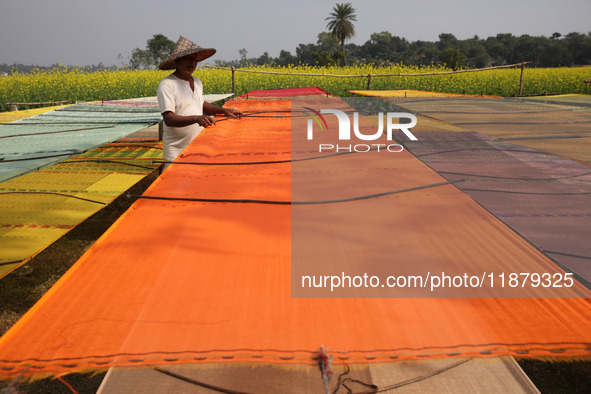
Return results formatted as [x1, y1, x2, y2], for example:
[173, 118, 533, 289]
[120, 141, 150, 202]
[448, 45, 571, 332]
[519, 62, 525, 96]
[367, 74, 372, 90]
[231, 67, 236, 96]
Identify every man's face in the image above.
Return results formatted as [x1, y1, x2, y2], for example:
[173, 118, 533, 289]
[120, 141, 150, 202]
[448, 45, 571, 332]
[175, 53, 199, 76]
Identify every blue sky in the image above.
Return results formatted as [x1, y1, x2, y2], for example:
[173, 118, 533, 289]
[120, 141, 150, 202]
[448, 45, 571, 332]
[1, 0, 590, 66]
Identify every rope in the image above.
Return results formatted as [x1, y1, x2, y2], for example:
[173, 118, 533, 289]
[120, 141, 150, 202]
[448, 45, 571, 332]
[455, 120, 591, 125]
[542, 250, 591, 261]
[0, 260, 22, 267]
[330, 358, 472, 393]
[154, 159, 292, 166]
[2, 121, 158, 125]
[0, 192, 106, 205]
[154, 368, 250, 394]
[332, 367, 377, 394]
[206, 62, 530, 78]
[375, 358, 472, 392]
[416, 109, 579, 115]
[213, 110, 283, 123]
[55, 108, 159, 114]
[211, 109, 356, 123]
[101, 144, 163, 150]
[437, 170, 591, 181]
[62, 159, 157, 170]
[499, 134, 591, 141]
[0, 125, 115, 139]
[153, 357, 472, 394]
[128, 179, 465, 205]
[0, 151, 83, 162]
[414, 147, 555, 158]
[462, 188, 591, 196]
[160, 146, 390, 166]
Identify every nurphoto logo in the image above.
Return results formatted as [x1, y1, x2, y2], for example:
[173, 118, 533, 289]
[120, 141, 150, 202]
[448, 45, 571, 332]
[305, 108, 418, 153]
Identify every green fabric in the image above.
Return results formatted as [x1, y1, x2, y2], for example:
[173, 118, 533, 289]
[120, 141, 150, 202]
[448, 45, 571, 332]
[0, 103, 162, 183]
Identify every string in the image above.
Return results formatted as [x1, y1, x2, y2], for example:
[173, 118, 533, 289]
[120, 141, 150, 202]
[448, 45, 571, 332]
[128, 179, 465, 206]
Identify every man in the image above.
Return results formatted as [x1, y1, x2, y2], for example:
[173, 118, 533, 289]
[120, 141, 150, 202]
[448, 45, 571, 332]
[156, 36, 243, 164]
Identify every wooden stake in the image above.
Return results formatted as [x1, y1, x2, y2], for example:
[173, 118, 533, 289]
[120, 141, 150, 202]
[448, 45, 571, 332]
[519, 62, 525, 96]
[231, 67, 236, 96]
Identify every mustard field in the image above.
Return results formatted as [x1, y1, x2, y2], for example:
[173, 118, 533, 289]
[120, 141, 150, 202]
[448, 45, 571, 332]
[1, 65, 590, 111]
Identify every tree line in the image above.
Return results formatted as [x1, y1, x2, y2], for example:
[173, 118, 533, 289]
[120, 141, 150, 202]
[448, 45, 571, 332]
[218, 31, 591, 70]
[2, 31, 589, 75]
[0, 63, 117, 76]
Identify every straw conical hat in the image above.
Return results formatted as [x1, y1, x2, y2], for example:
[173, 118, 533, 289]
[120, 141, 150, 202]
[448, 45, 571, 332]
[158, 36, 216, 70]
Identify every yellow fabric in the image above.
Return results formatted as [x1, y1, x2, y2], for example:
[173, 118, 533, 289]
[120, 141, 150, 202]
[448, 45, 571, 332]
[0, 105, 69, 123]
[0, 143, 162, 278]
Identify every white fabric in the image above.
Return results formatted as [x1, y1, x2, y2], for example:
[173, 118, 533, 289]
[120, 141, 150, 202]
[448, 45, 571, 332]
[124, 93, 233, 105]
[202, 93, 234, 103]
[156, 74, 204, 162]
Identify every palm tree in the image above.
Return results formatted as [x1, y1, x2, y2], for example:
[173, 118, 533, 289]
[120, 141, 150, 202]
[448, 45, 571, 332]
[325, 3, 357, 66]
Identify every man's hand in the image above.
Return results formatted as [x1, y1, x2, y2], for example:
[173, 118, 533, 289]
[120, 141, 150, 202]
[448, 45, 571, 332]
[194, 115, 215, 127]
[221, 108, 243, 118]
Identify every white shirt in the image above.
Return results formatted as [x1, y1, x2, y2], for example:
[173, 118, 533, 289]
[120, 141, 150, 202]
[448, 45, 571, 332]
[156, 74, 204, 162]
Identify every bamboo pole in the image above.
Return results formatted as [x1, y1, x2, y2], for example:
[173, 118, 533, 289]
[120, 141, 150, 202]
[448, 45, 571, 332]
[519, 63, 525, 96]
[231, 66, 235, 96]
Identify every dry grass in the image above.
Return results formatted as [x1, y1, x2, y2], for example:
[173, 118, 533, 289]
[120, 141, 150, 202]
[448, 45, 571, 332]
[518, 359, 591, 394]
[0, 171, 159, 393]
[0, 311, 21, 337]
